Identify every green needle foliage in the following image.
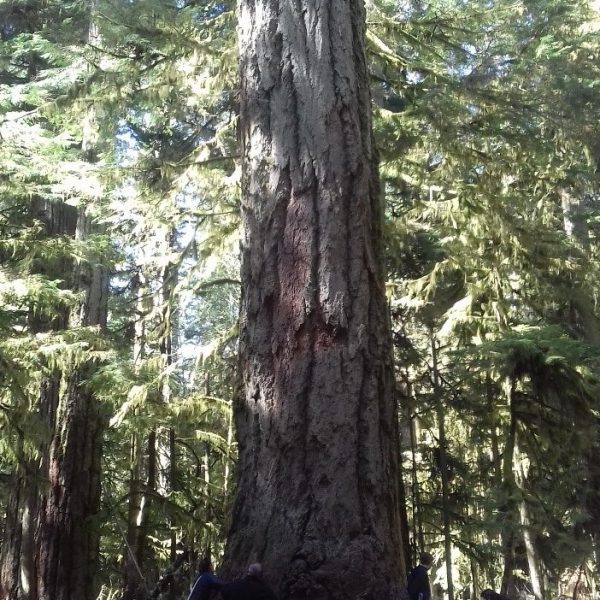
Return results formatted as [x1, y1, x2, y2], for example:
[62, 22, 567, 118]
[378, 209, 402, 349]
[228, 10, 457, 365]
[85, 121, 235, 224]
[0, 0, 599, 597]
[369, 0, 600, 596]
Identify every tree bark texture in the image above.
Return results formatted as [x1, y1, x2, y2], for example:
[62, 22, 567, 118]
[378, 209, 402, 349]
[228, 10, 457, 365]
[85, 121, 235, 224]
[124, 431, 146, 600]
[33, 5, 110, 581]
[224, 1, 406, 598]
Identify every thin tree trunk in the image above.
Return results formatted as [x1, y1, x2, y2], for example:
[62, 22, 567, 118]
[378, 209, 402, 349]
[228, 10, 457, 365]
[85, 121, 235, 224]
[397, 436, 412, 576]
[431, 334, 454, 600]
[485, 372, 503, 590]
[486, 373, 502, 489]
[500, 377, 518, 599]
[203, 446, 212, 549]
[470, 553, 479, 600]
[158, 228, 178, 599]
[559, 188, 600, 344]
[223, 1, 406, 597]
[125, 432, 145, 599]
[168, 426, 177, 600]
[124, 431, 157, 599]
[222, 401, 234, 502]
[515, 440, 545, 600]
[0, 437, 41, 600]
[408, 383, 424, 560]
[128, 161, 178, 599]
[0, 434, 25, 600]
[124, 271, 149, 600]
[136, 431, 157, 574]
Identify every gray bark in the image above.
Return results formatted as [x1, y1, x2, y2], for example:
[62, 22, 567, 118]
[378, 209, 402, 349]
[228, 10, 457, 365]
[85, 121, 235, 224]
[158, 228, 177, 595]
[408, 399, 422, 564]
[223, 1, 406, 598]
[469, 548, 479, 600]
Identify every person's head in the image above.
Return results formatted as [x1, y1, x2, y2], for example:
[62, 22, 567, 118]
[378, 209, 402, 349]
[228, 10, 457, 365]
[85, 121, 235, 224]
[198, 556, 212, 574]
[419, 552, 434, 569]
[480, 590, 495, 600]
[247, 563, 263, 578]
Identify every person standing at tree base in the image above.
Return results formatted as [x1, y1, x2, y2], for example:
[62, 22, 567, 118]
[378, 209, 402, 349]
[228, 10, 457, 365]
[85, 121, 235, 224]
[221, 564, 277, 600]
[407, 552, 434, 600]
[186, 557, 224, 600]
[480, 589, 512, 600]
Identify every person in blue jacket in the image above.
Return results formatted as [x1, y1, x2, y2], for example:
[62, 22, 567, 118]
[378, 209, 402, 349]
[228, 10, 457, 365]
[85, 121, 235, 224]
[186, 557, 225, 600]
[407, 552, 434, 600]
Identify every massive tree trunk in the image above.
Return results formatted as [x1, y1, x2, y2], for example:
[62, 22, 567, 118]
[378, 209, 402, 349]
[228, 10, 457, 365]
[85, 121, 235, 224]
[223, 1, 406, 598]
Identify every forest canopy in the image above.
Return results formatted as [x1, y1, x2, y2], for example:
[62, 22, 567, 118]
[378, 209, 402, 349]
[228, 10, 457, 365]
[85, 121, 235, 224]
[0, 0, 599, 599]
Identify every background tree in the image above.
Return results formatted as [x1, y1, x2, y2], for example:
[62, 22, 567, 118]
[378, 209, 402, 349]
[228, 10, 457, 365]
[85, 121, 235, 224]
[0, 0, 599, 599]
[0, 1, 111, 598]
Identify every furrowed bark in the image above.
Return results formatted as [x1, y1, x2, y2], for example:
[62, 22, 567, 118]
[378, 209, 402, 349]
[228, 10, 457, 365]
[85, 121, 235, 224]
[223, 1, 406, 598]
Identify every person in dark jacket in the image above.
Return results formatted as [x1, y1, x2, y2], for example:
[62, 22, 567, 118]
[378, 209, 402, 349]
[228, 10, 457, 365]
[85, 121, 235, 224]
[480, 589, 512, 600]
[407, 552, 433, 600]
[221, 563, 277, 600]
[186, 557, 225, 600]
